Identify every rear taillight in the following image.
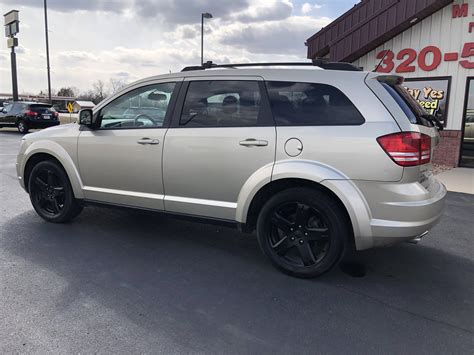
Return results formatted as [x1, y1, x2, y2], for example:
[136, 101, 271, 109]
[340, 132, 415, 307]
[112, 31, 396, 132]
[26, 110, 38, 117]
[377, 132, 431, 167]
[53, 111, 59, 118]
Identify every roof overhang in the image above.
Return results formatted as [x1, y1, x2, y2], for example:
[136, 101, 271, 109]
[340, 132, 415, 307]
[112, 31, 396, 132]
[306, 0, 454, 62]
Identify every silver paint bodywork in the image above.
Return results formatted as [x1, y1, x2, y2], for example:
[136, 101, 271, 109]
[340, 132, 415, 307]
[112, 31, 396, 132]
[17, 68, 446, 250]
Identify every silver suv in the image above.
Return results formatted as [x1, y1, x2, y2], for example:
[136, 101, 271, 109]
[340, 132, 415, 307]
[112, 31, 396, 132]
[16, 62, 447, 278]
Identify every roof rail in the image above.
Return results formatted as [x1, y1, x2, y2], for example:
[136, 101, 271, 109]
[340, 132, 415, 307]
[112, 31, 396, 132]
[181, 60, 362, 72]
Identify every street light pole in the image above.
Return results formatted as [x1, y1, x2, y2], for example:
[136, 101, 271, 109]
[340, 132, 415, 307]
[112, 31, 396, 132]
[201, 12, 213, 66]
[44, 0, 52, 104]
[4, 10, 20, 101]
[10, 45, 18, 101]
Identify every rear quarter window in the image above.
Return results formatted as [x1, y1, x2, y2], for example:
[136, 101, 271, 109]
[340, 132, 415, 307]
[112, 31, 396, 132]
[380, 82, 434, 128]
[266, 81, 365, 126]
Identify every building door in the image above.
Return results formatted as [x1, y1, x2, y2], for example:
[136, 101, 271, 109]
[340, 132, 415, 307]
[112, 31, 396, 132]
[460, 78, 474, 168]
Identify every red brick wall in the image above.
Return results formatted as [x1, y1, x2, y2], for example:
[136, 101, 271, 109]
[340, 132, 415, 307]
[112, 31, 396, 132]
[432, 130, 462, 167]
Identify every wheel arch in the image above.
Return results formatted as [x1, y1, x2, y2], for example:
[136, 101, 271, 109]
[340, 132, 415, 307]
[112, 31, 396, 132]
[236, 160, 373, 250]
[22, 142, 84, 199]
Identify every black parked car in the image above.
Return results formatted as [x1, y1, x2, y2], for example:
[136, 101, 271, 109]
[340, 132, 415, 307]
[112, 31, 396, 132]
[0, 101, 60, 133]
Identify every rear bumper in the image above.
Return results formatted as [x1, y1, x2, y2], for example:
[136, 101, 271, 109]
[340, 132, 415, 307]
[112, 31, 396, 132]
[352, 177, 447, 249]
[26, 119, 60, 129]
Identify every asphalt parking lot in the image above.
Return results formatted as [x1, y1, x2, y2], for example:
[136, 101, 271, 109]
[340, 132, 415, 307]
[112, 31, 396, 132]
[0, 130, 473, 354]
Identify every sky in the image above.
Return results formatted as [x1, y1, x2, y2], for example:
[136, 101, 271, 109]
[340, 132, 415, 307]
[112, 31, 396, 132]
[0, 0, 358, 95]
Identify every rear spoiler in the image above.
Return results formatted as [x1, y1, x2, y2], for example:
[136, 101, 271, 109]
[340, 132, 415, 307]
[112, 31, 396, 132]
[30, 103, 53, 107]
[374, 75, 404, 86]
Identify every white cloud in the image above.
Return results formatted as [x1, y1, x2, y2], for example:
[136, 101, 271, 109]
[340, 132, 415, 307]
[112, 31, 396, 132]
[233, 0, 293, 23]
[215, 15, 331, 55]
[134, 0, 249, 25]
[0, 1, 334, 94]
[301, 3, 323, 15]
[1, 0, 133, 13]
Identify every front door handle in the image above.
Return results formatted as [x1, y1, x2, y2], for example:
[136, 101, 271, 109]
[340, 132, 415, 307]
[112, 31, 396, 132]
[137, 138, 159, 145]
[239, 138, 268, 147]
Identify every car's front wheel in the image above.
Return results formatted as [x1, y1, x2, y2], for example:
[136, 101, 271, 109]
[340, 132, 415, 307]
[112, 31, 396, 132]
[28, 160, 83, 223]
[17, 119, 29, 134]
[257, 187, 349, 278]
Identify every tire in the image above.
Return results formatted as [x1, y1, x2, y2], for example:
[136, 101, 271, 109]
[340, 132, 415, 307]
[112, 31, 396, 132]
[17, 119, 29, 134]
[256, 187, 349, 278]
[28, 160, 83, 223]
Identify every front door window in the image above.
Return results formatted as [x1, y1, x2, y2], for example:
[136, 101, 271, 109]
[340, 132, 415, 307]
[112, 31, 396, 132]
[99, 82, 176, 129]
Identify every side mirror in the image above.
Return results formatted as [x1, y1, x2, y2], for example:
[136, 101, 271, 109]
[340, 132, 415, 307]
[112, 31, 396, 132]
[79, 109, 94, 127]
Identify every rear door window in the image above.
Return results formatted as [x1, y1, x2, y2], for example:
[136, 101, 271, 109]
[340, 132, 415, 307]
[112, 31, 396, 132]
[179, 80, 262, 127]
[265, 81, 365, 126]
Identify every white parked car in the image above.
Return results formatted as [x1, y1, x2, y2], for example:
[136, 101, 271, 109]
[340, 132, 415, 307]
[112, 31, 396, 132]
[16, 62, 446, 277]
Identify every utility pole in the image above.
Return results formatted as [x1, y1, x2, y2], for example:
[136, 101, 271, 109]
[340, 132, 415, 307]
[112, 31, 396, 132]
[44, 0, 52, 104]
[4, 10, 20, 101]
[10, 45, 18, 101]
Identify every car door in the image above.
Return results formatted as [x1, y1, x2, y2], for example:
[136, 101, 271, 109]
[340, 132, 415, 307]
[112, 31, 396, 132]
[162, 78, 276, 220]
[2, 102, 20, 125]
[77, 80, 181, 210]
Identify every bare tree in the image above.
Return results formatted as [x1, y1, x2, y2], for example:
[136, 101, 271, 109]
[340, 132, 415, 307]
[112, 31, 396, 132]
[109, 78, 127, 94]
[92, 80, 108, 103]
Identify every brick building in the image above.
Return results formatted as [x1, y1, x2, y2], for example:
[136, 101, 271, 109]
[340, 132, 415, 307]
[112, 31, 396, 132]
[306, 0, 474, 168]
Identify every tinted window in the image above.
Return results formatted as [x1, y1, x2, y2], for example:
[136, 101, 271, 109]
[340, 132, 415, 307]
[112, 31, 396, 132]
[180, 81, 261, 127]
[30, 104, 53, 114]
[3, 103, 13, 113]
[9, 103, 25, 114]
[99, 82, 176, 129]
[381, 82, 434, 127]
[266, 81, 365, 126]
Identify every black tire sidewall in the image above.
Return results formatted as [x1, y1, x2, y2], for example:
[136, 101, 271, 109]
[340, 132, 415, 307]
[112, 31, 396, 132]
[28, 161, 80, 223]
[257, 187, 348, 278]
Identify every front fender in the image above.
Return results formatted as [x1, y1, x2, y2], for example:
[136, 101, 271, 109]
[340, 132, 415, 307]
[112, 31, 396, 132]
[21, 140, 84, 199]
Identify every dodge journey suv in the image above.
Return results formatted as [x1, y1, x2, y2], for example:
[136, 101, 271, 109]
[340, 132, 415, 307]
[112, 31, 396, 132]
[16, 62, 446, 278]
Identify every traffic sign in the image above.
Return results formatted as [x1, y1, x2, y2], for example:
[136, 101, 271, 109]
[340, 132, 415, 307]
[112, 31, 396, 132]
[67, 102, 73, 113]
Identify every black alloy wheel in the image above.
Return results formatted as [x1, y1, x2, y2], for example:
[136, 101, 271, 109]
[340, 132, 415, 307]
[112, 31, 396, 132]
[28, 161, 83, 223]
[17, 119, 29, 134]
[270, 202, 330, 267]
[257, 187, 348, 278]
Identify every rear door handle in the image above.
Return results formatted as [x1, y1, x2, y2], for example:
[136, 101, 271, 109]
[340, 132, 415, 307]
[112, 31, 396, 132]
[239, 139, 268, 147]
[137, 138, 159, 145]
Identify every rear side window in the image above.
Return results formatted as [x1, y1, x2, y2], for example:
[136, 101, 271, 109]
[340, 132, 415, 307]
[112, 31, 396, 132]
[180, 81, 262, 127]
[381, 82, 434, 127]
[266, 81, 365, 126]
[9, 103, 25, 114]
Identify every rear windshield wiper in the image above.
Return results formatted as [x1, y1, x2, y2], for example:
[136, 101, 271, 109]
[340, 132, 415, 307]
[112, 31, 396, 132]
[420, 114, 443, 131]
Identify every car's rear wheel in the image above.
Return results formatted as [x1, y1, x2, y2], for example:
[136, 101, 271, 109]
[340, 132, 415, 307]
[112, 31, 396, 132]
[28, 160, 83, 223]
[17, 119, 29, 134]
[256, 187, 349, 278]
